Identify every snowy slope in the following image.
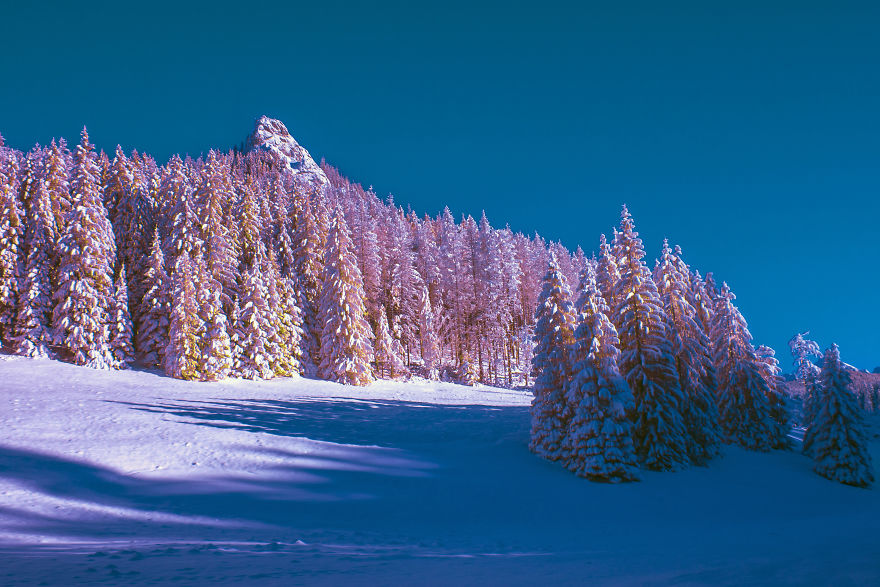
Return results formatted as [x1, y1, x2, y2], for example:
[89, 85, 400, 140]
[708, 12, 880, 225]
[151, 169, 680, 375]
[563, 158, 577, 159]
[245, 116, 330, 197]
[0, 355, 878, 585]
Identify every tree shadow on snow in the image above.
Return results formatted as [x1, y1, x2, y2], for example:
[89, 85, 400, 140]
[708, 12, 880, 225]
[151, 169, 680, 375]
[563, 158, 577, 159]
[0, 399, 532, 547]
[110, 397, 530, 449]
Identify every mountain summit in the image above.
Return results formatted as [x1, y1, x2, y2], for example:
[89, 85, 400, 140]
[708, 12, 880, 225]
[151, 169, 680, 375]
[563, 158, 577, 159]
[245, 115, 329, 196]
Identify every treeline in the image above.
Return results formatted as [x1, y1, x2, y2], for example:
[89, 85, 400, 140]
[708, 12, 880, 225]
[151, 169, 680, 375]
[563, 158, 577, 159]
[0, 122, 581, 385]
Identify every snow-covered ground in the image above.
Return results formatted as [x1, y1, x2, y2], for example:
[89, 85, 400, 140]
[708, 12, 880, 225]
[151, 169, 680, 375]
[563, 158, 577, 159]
[0, 356, 878, 585]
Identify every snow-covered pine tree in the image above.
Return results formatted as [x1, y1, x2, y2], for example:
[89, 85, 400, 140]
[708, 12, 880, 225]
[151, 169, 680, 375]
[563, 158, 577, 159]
[291, 188, 324, 375]
[789, 332, 822, 453]
[756, 344, 791, 449]
[189, 249, 232, 381]
[196, 150, 237, 305]
[162, 155, 198, 264]
[374, 306, 407, 378]
[227, 296, 244, 377]
[11, 179, 55, 357]
[264, 251, 300, 377]
[109, 266, 134, 369]
[163, 252, 203, 380]
[595, 233, 620, 310]
[51, 128, 117, 369]
[318, 207, 374, 385]
[136, 229, 171, 367]
[0, 164, 23, 347]
[612, 207, 689, 470]
[277, 275, 304, 375]
[418, 283, 441, 380]
[236, 260, 274, 380]
[43, 138, 71, 235]
[529, 252, 576, 461]
[710, 283, 775, 450]
[564, 264, 639, 481]
[809, 344, 874, 487]
[687, 270, 715, 337]
[654, 240, 722, 465]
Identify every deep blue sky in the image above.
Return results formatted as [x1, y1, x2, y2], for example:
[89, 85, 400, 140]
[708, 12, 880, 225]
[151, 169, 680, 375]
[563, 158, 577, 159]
[2, 1, 878, 369]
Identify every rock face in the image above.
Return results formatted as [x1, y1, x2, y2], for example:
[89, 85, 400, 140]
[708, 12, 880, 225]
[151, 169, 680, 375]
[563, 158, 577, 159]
[246, 115, 330, 196]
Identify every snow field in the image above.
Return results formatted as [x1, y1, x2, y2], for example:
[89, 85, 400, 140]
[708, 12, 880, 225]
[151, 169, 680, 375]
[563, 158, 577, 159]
[0, 356, 878, 585]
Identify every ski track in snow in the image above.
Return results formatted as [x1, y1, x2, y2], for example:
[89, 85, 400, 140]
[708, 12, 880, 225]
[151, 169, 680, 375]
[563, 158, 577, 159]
[0, 355, 878, 585]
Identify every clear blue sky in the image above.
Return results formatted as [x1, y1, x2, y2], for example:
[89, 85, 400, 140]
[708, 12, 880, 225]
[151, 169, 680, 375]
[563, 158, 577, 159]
[2, 1, 878, 369]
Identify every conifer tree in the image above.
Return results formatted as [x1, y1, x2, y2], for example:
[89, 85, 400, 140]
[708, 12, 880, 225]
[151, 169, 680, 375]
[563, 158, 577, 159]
[136, 230, 171, 367]
[564, 265, 639, 481]
[196, 150, 237, 303]
[418, 283, 441, 380]
[52, 128, 116, 369]
[790, 332, 822, 453]
[318, 208, 374, 385]
[162, 155, 198, 263]
[277, 276, 304, 375]
[292, 189, 324, 374]
[688, 270, 715, 336]
[0, 168, 23, 347]
[809, 344, 874, 487]
[529, 253, 576, 461]
[612, 207, 689, 470]
[595, 233, 620, 309]
[110, 266, 135, 369]
[756, 344, 791, 448]
[44, 138, 71, 234]
[655, 241, 722, 465]
[264, 251, 301, 377]
[11, 179, 55, 357]
[163, 252, 203, 380]
[236, 261, 274, 380]
[374, 306, 407, 378]
[196, 256, 232, 380]
[710, 283, 775, 450]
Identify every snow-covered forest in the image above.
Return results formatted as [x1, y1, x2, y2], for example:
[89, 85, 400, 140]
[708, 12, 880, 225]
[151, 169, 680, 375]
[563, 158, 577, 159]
[0, 117, 584, 386]
[1, 116, 874, 489]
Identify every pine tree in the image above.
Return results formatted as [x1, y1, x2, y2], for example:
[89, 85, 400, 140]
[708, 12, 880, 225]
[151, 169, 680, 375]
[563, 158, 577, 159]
[756, 344, 791, 449]
[595, 233, 619, 309]
[654, 241, 722, 465]
[109, 266, 134, 369]
[52, 128, 116, 369]
[0, 167, 23, 347]
[317, 208, 374, 385]
[163, 252, 203, 380]
[196, 150, 237, 304]
[687, 270, 715, 337]
[564, 265, 639, 481]
[529, 252, 576, 461]
[10, 172, 57, 356]
[162, 155, 198, 264]
[710, 283, 775, 450]
[277, 276, 304, 375]
[809, 344, 874, 487]
[374, 306, 407, 378]
[292, 189, 324, 375]
[236, 261, 274, 380]
[789, 332, 822, 453]
[612, 207, 689, 470]
[196, 257, 232, 380]
[264, 251, 301, 377]
[418, 283, 441, 380]
[44, 138, 71, 235]
[136, 230, 171, 367]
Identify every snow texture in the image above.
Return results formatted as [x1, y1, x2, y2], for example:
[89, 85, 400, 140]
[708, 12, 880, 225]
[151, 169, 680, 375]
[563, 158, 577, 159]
[1, 356, 878, 585]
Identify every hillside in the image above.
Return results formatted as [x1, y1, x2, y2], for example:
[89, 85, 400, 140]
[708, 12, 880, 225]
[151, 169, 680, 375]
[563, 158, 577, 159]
[0, 355, 878, 585]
